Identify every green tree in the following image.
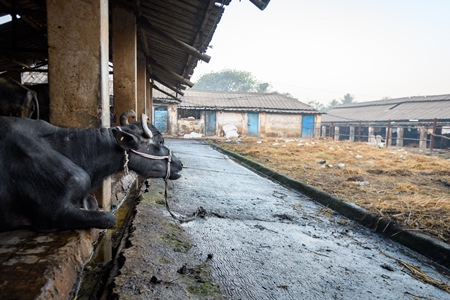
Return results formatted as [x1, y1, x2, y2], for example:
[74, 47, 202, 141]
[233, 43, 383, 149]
[320, 99, 339, 112]
[307, 100, 326, 112]
[340, 93, 355, 104]
[193, 69, 271, 93]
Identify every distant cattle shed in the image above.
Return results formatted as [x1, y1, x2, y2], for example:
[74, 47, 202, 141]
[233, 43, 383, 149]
[321, 94, 450, 150]
[153, 89, 321, 138]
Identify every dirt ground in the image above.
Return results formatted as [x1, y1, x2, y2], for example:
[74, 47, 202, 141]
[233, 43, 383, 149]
[213, 137, 450, 243]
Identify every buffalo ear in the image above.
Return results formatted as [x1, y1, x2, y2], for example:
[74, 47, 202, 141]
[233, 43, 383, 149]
[112, 128, 140, 150]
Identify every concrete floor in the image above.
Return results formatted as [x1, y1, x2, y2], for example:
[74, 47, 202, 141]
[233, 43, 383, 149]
[2, 139, 450, 299]
[113, 139, 450, 299]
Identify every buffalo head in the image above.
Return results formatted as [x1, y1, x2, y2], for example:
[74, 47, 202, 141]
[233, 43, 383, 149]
[112, 113, 182, 180]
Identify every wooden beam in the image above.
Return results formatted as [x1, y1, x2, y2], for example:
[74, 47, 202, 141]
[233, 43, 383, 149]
[137, 15, 211, 63]
[153, 84, 181, 102]
[0, 6, 46, 18]
[151, 74, 184, 96]
[146, 56, 193, 87]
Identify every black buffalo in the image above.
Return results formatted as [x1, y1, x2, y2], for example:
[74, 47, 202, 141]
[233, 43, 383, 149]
[0, 77, 39, 119]
[0, 113, 182, 232]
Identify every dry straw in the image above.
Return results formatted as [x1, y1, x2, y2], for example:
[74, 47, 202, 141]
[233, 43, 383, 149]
[217, 137, 450, 242]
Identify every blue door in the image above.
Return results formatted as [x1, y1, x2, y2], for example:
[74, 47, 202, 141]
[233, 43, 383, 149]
[154, 107, 168, 133]
[302, 115, 314, 138]
[205, 111, 216, 136]
[248, 113, 259, 137]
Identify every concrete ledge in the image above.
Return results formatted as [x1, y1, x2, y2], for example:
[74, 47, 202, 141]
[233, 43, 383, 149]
[0, 174, 138, 300]
[0, 229, 98, 300]
[213, 145, 450, 269]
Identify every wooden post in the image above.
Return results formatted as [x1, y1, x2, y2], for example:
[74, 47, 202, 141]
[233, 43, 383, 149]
[147, 80, 153, 122]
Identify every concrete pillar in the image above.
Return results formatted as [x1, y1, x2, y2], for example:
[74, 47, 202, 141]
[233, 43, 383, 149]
[368, 127, 375, 143]
[47, 0, 111, 209]
[386, 126, 392, 147]
[397, 127, 404, 146]
[349, 126, 355, 142]
[321, 125, 326, 138]
[112, 4, 137, 124]
[334, 126, 340, 141]
[47, 0, 110, 128]
[137, 50, 146, 117]
[167, 104, 178, 136]
[419, 127, 428, 150]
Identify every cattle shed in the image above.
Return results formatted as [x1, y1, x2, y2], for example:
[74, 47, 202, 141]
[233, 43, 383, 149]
[153, 89, 322, 138]
[0, 0, 271, 298]
[321, 94, 450, 150]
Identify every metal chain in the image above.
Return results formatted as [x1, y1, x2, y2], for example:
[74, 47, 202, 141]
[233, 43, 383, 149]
[163, 178, 206, 223]
[123, 151, 130, 175]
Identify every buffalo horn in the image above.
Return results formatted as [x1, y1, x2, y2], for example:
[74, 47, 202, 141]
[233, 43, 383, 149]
[120, 109, 137, 125]
[142, 114, 153, 138]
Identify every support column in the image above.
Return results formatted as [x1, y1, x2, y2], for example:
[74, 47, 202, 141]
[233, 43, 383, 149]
[349, 126, 355, 142]
[112, 3, 137, 124]
[419, 127, 427, 150]
[386, 125, 392, 147]
[368, 126, 375, 143]
[47, 0, 111, 209]
[397, 127, 404, 146]
[334, 126, 340, 141]
[136, 50, 146, 117]
[47, 0, 110, 128]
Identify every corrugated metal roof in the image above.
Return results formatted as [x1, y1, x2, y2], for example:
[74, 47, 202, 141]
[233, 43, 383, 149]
[154, 89, 319, 114]
[322, 94, 450, 124]
[0, 0, 233, 96]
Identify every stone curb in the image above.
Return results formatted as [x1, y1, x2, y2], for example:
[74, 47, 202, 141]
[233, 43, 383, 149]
[212, 144, 450, 269]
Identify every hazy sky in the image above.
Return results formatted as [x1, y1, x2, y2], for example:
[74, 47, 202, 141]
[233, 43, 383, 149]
[191, 0, 450, 105]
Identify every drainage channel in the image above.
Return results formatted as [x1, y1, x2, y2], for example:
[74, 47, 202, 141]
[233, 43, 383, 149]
[75, 183, 142, 300]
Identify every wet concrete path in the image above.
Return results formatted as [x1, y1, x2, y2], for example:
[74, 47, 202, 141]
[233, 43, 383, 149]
[116, 139, 450, 299]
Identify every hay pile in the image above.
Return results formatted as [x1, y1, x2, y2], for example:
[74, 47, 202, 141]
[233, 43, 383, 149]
[214, 137, 450, 243]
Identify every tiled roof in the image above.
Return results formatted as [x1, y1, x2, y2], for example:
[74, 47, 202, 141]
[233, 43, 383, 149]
[322, 94, 450, 124]
[154, 89, 318, 114]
